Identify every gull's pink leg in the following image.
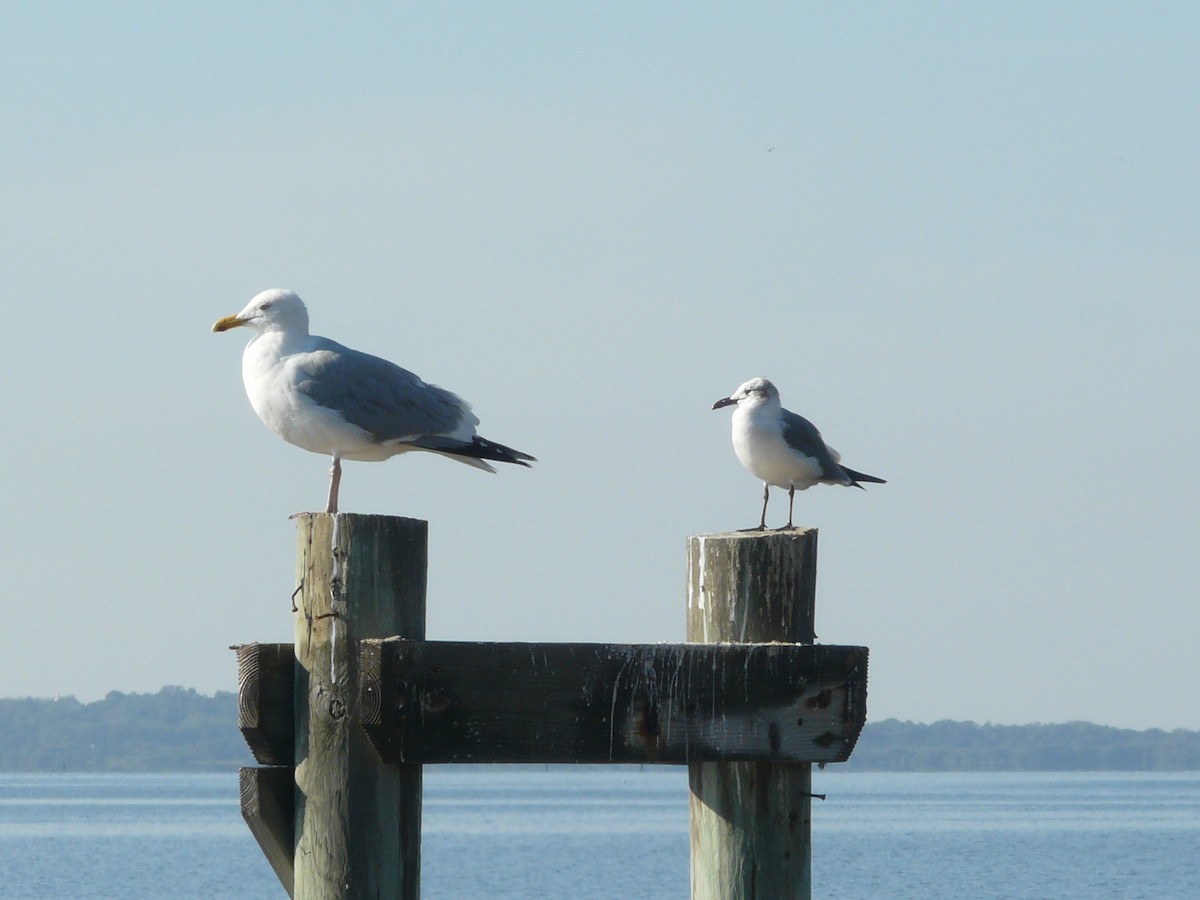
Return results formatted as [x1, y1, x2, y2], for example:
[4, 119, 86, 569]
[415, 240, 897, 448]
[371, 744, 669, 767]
[326, 456, 342, 514]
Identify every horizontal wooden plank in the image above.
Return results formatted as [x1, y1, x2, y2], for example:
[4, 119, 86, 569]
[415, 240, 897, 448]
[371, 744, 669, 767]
[235, 642, 294, 766]
[358, 640, 867, 765]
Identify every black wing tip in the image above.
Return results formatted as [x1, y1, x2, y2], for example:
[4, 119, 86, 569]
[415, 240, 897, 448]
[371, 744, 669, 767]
[842, 467, 886, 488]
[468, 436, 537, 467]
[405, 434, 536, 467]
[498, 447, 536, 468]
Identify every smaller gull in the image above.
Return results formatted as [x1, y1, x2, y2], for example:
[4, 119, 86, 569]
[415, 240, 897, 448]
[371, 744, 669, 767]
[213, 289, 534, 513]
[713, 377, 884, 531]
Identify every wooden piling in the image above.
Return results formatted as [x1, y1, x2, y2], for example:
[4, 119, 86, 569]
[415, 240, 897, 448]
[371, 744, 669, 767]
[293, 514, 426, 900]
[687, 529, 819, 900]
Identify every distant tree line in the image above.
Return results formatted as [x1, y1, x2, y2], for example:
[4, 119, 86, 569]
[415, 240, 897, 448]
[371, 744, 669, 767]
[1, 689, 1197, 772]
[0, 687, 251, 772]
[841, 718, 1200, 771]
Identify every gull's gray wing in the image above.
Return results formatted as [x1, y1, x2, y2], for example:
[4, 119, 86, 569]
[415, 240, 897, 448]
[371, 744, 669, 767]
[296, 338, 478, 442]
[780, 409, 847, 482]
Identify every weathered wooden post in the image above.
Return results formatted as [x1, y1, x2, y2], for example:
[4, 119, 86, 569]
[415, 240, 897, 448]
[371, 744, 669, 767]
[293, 513, 426, 899]
[238, 520, 865, 896]
[687, 529, 819, 899]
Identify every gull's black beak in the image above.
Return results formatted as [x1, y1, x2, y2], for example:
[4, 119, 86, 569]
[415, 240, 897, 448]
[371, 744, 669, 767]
[712, 397, 737, 410]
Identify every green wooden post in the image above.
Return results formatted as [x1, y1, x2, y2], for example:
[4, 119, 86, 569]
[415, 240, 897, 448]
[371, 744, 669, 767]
[293, 514, 426, 899]
[686, 529, 819, 900]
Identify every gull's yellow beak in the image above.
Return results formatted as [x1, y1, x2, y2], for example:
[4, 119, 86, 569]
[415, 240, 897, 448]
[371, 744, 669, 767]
[212, 314, 245, 333]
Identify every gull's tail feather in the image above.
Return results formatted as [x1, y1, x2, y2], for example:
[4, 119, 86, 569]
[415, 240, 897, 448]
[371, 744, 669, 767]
[461, 436, 536, 467]
[841, 466, 886, 489]
[411, 434, 536, 469]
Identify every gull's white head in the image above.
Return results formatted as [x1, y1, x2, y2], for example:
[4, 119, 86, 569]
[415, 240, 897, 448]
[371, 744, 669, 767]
[212, 289, 309, 335]
[712, 376, 780, 411]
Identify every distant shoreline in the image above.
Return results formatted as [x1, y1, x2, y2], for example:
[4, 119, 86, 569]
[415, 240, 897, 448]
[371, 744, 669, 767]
[842, 718, 1200, 772]
[1, 688, 1197, 773]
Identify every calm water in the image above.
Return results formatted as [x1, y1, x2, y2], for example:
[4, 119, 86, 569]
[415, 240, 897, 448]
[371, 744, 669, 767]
[0, 769, 1196, 898]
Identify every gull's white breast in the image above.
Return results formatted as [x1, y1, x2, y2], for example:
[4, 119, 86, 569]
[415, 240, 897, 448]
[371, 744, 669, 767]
[732, 405, 823, 490]
[242, 334, 378, 458]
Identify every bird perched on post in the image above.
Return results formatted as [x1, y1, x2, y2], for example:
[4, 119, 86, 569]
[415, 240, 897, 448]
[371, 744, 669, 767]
[712, 377, 884, 530]
[213, 288, 535, 514]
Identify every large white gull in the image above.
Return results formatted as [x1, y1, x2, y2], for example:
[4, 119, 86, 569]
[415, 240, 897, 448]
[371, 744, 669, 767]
[213, 288, 534, 513]
[713, 377, 884, 530]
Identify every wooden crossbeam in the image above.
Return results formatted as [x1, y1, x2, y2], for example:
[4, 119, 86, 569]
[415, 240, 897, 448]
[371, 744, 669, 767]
[358, 639, 867, 765]
[235, 642, 294, 766]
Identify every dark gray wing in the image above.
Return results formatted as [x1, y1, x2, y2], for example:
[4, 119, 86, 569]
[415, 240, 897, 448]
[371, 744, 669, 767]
[780, 409, 847, 482]
[295, 338, 477, 442]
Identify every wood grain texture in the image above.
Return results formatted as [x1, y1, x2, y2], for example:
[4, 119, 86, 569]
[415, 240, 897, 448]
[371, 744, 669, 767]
[686, 529, 819, 645]
[240, 766, 296, 898]
[687, 529, 839, 900]
[359, 640, 866, 764]
[236, 642, 294, 766]
[293, 514, 426, 900]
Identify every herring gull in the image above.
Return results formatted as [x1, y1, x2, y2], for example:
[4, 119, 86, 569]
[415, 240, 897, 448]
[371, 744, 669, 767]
[213, 288, 534, 513]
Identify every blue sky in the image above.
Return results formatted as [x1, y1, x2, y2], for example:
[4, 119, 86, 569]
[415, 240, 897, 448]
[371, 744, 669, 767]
[2, 4, 1197, 729]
